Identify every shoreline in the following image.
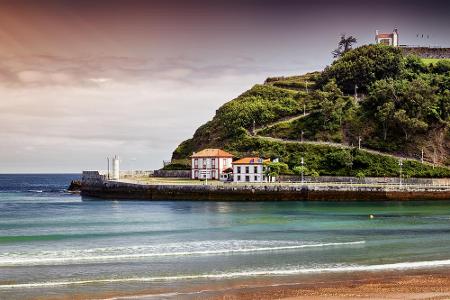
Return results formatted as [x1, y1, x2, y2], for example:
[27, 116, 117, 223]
[35, 268, 450, 300]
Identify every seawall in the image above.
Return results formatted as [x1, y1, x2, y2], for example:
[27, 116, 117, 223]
[81, 171, 450, 201]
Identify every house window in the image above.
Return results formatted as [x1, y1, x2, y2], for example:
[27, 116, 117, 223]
[245, 176, 250, 182]
[194, 159, 198, 167]
[254, 166, 258, 173]
[212, 159, 215, 168]
[237, 166, 241, 173]
[237, 175, 241, 181]
[254, 175, 258, 181]
[245, 166, 249, 173]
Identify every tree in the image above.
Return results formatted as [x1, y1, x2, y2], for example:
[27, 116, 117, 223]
[308, 170, 320, 178]
[394, 109, 428, 140]
[332, 34, 357, 58]
[375, 101, 395, 140]
[320, 45, 404, 94]
[323, 150, 353, 169]
[293, 166, 308, 181]
[355, 171, 366, 182]
[431, 60, 450, 74]
[265, 162, 289, 181]
[365, 78, 438, 142]
[315, 80, 349, 129]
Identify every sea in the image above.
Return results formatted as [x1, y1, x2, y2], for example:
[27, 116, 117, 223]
[1, 174, 450, 299]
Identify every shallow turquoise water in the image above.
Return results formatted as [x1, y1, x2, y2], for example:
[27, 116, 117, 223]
[1, 174, 450, 299]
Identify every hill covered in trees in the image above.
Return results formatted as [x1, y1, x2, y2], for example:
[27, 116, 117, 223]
[172, 45, 450, 177]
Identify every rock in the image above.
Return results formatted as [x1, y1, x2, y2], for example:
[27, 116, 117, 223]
[68, 180, 82, 192]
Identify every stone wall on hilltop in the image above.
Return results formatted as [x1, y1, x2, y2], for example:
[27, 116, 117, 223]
[400, 47, 450, 59]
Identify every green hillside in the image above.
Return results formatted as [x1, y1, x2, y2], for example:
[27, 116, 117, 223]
[172, 45, 450, 177]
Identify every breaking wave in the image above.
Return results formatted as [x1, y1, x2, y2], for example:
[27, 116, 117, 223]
[1, 258, 450, 289]
[0, 240, 365, 266]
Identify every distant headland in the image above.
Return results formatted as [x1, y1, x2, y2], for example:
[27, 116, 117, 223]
[82, 29, 450, 200]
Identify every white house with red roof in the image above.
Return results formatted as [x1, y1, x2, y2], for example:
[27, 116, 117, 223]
[375, 28, 399, 47]
[232, 157, 270, 183]
[191, 148, 233, 180]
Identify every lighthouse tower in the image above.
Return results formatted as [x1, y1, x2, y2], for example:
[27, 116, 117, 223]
[112, 155, 120, 180]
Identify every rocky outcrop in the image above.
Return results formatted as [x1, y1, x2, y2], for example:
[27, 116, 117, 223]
[67, 180, 82, 192]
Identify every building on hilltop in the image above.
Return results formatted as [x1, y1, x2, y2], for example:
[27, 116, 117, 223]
[375, 28, 399, 47]
[191, 148, 233, 180]
[374, 27, 450, 58]
[232, 157, 270, 183]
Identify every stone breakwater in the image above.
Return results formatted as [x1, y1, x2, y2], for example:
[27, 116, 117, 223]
[81, 172, 450, 201]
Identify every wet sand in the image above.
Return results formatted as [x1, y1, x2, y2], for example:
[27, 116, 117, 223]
[39, 268, 450, 300]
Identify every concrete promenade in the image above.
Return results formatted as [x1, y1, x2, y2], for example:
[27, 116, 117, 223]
[81, 171, 450, 201]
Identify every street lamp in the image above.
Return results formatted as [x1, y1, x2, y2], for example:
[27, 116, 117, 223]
[301, 157, 305, 183]
[398, 159, 403, 187]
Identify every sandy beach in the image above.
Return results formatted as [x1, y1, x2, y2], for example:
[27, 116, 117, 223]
[201, 270, 450, 300]
[38, 268, 450, 300]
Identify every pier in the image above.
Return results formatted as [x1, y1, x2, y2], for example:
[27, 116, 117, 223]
[81, 171, 450, 201]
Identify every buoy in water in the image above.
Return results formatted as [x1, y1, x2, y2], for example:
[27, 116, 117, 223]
[369, 214, 374, 219]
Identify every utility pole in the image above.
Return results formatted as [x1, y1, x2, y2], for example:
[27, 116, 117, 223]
[398, 159, 403, 187]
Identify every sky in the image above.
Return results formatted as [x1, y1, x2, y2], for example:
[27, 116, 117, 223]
[1, 0, 450, 173]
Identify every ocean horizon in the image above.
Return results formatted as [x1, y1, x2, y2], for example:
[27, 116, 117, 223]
[1, 174, 450, 299]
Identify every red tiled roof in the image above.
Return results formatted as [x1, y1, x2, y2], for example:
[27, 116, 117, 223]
[377, 33, 394, 39]
[232, 157, 270, 165]
[191, 148, 234, 158]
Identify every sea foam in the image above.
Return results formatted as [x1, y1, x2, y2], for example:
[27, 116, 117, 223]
[0, 240, 365, 266]
[1, 258, 450, 289]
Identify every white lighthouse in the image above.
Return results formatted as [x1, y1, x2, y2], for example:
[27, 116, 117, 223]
[112, 155, 120, 180]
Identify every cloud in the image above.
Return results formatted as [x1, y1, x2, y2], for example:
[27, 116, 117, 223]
[0, 55, 282, 172]
[0, 52, 321, 172]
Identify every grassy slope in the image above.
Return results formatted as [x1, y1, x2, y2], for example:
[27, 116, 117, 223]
[422, 58, 450, 65]
[172, 74, 450, 177]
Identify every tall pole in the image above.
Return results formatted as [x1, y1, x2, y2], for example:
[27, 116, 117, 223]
[399, 159, 403, 187]
[107, 157, 110, 180]
[421, 148, 424, 164]
[301, 157, 304, 183]
[433, 148, 436, 169]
